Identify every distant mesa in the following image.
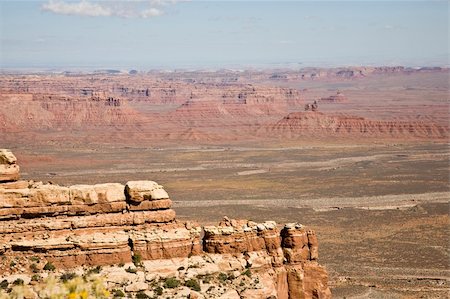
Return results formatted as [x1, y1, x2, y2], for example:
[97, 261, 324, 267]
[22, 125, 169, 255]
[268, 112, 449, 139]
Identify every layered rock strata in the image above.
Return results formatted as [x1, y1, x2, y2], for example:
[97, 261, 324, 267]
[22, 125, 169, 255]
[268, 111, 448, 139]
[0, 150, 330, 298]
[0, 150, 200, 270]
[204, 218, 330, 299]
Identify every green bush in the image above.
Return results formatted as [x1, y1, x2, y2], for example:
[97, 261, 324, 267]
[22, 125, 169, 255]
[242, 269, 252, 277]
[43, 262, 56, 271]
[60, 272, 77, 282]
[87, 265, 102, 275]
[31, 274, 41, 282]
[135, 291, 150, 299]
[154, 286, 163, 296]
[185, 279, 201, 292]
[125, 267, 137, 274]
[201, 275, 212, 284]
[132, 253, 142, 267]
[218, 273, 228, 282]
[113, 289, 125, 297]
[12, 278, 24, 286]
[30, 256, 40, 262]
[30, 263, 39, 273]
[163, 277, 180, 289]
[0, 280, 8, 289]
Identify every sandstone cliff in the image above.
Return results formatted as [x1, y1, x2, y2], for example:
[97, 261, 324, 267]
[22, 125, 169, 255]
[0, 149, 330, 298]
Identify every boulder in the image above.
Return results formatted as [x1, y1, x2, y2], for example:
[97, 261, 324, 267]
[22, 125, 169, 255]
[0, 149, 17, 164]
[0, 149, 20, 182]
[125, 181, 169, 203]
[0, 164, 19, 182]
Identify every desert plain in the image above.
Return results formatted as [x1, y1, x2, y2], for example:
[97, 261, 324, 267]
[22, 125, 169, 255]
[1, 67, 449, 298]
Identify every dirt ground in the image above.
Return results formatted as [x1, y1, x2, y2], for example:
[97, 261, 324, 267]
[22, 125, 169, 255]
[10, 141, 449, 298]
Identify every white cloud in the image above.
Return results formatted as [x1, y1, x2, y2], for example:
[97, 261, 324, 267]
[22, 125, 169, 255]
[41, 0, 171, 18]
[42, 1, 112, 17]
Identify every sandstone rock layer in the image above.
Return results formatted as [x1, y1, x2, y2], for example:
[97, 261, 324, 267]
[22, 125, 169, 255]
[0, 150, 330, 298]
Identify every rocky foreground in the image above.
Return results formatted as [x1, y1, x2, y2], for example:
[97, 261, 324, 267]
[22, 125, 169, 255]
[0, 149, 330, 299]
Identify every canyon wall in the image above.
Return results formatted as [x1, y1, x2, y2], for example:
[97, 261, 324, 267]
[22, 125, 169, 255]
[0, 149, 330, 298]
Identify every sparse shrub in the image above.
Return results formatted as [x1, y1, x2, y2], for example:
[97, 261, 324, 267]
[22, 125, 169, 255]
[31, 274, 41, 282]
[136, 291, 150, 299]
[12, 278, 24, 286]
[87, 265, 102, 275]
[207, 286, 215, 292]
[227, 273, 235, 280]
[125, 267, 137, 274]
[201, 274, 212, 284]
[9, 260, 16, 268]
[30, 263, 39, 273]
[163, 277, 180, 289]
[185, 278, 201, 292]
[43, 262, 56, 271]
[187, 264, 199, 269]
[239, 281, 245, 286]
[113, 289, 125, 297]
[132, 253, 142, 267]
[0, 280, 8, 289]
[154, 286, 163, 295]
[30, 256, 40, 262]
[60, 272, 77, 282]
[242, 269, 252, 277]
[177, 266, 185, 271]
[218, 272, 227, 282]
[118, 263, 125, 267]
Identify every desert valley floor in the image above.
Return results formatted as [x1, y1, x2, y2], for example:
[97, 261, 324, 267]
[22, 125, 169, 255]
[1, 67, 449, 298]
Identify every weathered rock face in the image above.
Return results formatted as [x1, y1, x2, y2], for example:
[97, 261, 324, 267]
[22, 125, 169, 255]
[0, 149, 20, 182]
[0, 149, 330, 298]
[0, 164, 199, 269]
[203, 219, 331, 298]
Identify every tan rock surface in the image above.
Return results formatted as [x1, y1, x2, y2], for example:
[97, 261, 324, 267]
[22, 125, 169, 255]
[125, 180, 169, 202]
[0, 151, 331, 298]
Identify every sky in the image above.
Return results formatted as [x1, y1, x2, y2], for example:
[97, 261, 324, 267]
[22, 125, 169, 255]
[0, 0, 448, 70]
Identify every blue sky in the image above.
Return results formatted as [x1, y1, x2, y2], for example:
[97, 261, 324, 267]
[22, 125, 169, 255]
[0, 1, 448, 69]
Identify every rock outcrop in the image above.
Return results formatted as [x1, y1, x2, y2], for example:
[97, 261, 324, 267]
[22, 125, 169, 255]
[203, 219, 330, 299]
[0, 150, 330, 298]
[0, 149, 20, 182]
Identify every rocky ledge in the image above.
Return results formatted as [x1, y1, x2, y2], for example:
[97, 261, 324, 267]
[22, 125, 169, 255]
[0, 149, 330, 298]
